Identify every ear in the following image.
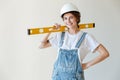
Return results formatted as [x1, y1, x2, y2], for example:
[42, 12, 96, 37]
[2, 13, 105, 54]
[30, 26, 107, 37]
[77, 18, 80, 24]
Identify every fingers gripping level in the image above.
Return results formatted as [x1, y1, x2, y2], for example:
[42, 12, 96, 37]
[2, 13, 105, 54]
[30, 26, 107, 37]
[28, 23, 95, 35]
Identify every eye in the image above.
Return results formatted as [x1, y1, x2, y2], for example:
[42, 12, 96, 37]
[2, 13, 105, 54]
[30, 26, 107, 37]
[70, 16, 74, 19]
[70, 16, 73, 18]
[63, 17, 68, 21]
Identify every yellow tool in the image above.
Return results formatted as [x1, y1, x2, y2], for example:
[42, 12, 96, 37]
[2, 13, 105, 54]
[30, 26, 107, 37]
[28, 23, 95, 35]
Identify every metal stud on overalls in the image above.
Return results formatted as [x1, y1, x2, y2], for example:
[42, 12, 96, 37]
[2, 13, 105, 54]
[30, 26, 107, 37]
[52, 32, 87, 80]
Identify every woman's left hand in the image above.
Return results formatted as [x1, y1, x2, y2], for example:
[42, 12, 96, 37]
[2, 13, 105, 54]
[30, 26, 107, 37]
[82, 63, 89, 70]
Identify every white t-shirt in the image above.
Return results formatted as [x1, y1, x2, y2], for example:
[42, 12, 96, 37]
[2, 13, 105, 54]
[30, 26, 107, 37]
[49, 31, 100, 62]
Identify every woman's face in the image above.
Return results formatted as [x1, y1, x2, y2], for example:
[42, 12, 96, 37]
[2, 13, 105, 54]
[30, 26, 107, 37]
[63, 13, 78, 29]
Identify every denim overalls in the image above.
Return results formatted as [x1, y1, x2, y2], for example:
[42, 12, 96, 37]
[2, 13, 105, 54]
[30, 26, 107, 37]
[52, 32, 87, 80]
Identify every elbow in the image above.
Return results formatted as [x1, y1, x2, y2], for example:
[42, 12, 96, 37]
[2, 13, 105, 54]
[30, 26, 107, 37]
[39, 42, 51, 49]
[102, 51, 110, 60]
[39, 45, 44, 49]
[99, 44, 110, 58]
[39, 43, 45, 49]
[104, 48, 110, 58]
[105, 52, 110, 58]
[39, 46, 44, 49]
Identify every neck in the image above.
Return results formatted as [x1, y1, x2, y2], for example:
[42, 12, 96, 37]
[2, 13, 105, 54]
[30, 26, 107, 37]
[68, 27, 79, 34]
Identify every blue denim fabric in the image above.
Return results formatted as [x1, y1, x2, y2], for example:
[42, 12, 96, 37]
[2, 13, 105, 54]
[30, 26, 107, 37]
[52, 32, 86, 80]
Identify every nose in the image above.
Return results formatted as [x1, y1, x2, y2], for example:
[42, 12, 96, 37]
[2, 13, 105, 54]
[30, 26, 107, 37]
[67, 18, 71, 23]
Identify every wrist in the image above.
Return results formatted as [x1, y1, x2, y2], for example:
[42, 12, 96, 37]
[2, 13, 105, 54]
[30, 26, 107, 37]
[86, 63, 90, 69]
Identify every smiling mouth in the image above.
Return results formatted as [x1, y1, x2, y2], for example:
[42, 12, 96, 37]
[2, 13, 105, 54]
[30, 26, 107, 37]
[67, 23, 73, 26]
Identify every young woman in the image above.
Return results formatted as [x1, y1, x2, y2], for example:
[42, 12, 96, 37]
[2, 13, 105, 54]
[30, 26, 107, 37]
[39, 3, 109, 80]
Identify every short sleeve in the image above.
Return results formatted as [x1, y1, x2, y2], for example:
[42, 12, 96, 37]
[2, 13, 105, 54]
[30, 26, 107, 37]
[85, 33, 100, 53]
[49, 32, 61, 48]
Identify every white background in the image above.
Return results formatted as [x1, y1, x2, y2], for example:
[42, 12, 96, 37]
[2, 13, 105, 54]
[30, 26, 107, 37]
[0, 0, 120, 80]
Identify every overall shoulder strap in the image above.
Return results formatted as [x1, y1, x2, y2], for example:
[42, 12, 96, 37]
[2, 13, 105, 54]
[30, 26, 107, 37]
[75, 32, 87, 48]
[59, 32, 65, 47]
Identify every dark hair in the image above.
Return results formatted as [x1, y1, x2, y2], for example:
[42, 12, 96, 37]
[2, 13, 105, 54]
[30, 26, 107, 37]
[61, 11, 81, 24]
[61, 11, 81, 28]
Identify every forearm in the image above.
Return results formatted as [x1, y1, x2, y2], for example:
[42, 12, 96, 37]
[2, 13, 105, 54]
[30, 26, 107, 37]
[39, 23, 61, 49]
[82, 44, 109, 70]
[39, 32, 51, 49]
[85, 53, 108, 68]
[41, 32, 51, 43]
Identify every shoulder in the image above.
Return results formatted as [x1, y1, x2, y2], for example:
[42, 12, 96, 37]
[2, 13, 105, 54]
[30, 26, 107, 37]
[85, 32, 96, 41]
[79, 30, 95, 39]
[80, 31, 99, 44]
[82, 32, 100, 52]
[77, 31, 88, 37]
[51, 32, 62, 38]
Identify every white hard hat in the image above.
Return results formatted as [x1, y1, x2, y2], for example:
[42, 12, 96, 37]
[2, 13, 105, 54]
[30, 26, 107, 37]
[60, 3, 79, 17]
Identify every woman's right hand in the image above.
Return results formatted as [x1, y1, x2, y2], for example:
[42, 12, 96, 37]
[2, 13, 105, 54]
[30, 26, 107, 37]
[53, 23, 61, 30]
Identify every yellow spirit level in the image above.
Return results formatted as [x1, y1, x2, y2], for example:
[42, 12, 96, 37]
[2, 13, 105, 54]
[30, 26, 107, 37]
[28, 23, 95, 35]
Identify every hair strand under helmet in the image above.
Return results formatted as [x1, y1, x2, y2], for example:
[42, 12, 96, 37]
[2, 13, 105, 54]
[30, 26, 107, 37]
[60, 3, 80, 17]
